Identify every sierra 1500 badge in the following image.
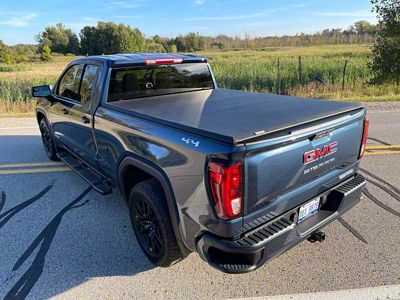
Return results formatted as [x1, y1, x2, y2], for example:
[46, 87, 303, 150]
[303, 141, 338, 164]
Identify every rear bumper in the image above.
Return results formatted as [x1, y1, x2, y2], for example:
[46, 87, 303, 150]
[196, 174, 366, 273]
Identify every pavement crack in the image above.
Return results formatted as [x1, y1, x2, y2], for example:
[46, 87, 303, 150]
[0, 191, 5, 213]
[363, 178, 400, 203]
[0, 180, 55, 230]
[360, 167, 400, 197]
[363, 188, 400, 218]
[70, 199, 90, 210]
[337, 217, 368, 244]
[3, 187, 92, 300]
[367, 137, 392, 146]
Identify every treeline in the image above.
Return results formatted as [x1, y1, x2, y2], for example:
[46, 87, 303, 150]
[1, 20, 379, 63]
[0, 40, 38, 64]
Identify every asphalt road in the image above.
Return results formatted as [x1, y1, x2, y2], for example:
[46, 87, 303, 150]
[0, 107, 399, 299]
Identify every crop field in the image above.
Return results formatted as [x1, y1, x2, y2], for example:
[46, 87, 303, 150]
[1, 45, 399, 116]
[204, 45, 400, 102]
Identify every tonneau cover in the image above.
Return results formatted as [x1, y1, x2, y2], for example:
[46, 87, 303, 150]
[108, 89, 363, 144]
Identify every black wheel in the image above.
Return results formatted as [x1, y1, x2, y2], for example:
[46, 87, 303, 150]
[128, 179, 183, 267]
[39, 118, 59, 161]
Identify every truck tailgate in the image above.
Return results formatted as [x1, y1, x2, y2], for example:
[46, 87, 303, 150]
[243, 108, 365, 216]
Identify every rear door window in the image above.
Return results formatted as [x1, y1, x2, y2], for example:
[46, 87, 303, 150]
[80, 65, 99, 103]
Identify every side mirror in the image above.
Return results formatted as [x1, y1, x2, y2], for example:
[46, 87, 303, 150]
[32, 85, 51, 98]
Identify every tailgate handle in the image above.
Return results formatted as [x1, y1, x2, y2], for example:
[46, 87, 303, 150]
[309, 129, 332, 140]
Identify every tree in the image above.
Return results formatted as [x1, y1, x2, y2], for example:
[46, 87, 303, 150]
[354, 21, 375, 34]
[0, 40, 8, 62]
[174, 35, 187, 51]
[369, 0, 400, 84]
[36, 23, 79, 54]
[169, 44, 178, 53]
[40, 44, 52, 61]
[80, 22, 146, 55]
[146, 40, 166, 52]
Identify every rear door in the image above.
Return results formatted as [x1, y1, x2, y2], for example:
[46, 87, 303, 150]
[49, 62, 100, 167]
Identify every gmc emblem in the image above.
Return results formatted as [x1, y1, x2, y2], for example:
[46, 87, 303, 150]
[304, 141, 338, 164]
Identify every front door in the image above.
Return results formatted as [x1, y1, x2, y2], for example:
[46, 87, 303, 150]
[49, 63, 100, 168]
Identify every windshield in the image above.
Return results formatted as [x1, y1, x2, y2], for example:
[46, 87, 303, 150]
[107, 63, 214, 102]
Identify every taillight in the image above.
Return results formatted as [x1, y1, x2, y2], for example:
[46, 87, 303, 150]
[359, 119, 369, 159]
[144, 58, 183, 65]
[208, 161, 243, 220]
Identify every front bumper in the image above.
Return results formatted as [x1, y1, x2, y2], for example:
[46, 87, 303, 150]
[196, 174, 366, 273]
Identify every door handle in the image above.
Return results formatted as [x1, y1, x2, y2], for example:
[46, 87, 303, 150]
[62, 108, 69, 115]
[81, 116, 90, 124]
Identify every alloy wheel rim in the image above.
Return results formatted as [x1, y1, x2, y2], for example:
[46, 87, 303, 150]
[133, 199, 164, 259]
[40, 124, 53, 156]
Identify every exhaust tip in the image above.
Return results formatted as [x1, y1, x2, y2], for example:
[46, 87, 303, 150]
[308, 231, 326, 243]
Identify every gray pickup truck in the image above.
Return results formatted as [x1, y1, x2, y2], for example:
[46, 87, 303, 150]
[33, 53, 368, 273]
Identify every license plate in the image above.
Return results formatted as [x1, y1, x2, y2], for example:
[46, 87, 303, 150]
[298, 198, 320, 223]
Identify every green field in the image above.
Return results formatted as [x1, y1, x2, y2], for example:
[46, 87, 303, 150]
[1, 45, 399, 116]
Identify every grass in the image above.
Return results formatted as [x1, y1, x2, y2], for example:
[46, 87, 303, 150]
[0, 56, 75, 116]
[201, 45, 400, 101]
[1, 45, 399, 116]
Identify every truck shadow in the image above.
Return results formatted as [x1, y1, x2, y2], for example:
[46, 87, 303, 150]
[0, 135, 155, 299]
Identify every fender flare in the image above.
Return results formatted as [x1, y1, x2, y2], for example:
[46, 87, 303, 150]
[117, 155, 191, 255]
[36, 108, 58, 145]
[35, 108, 48, 124]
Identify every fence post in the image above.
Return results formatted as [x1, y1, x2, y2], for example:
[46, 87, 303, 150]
[277, 58, 281, 95]
[342, 60, 348, 91]
[298, 56, 302, 83]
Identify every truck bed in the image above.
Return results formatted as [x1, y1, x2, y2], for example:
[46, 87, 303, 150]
[107, 89, 363, 144]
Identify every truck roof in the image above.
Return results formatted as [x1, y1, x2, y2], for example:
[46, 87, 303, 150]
[74, 53, 207, 66]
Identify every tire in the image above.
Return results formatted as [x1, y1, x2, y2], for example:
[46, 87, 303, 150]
[128, 179, 183, 267]
[39, 118, 59, 161]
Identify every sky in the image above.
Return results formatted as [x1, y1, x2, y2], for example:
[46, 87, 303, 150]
[0, 0, 377, 45]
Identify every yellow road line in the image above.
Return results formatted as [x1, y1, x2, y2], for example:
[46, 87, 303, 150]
[0, 145, 399, 176]
[0, 162, 64, 169]
[0, 167, 72, 175]
[364, 150, 400, 156]
[366, 145, 400, 149]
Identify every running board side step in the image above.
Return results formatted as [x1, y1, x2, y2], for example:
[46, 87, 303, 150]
[58, 150, 112, 195]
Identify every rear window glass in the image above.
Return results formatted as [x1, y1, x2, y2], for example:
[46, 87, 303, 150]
[107, 63, 213, 102]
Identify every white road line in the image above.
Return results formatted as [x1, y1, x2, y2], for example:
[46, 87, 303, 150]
[235, 284, 400, 300]
[0, 126, 38, 130]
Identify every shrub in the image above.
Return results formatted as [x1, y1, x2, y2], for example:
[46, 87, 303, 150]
[40, 45, 52, 61]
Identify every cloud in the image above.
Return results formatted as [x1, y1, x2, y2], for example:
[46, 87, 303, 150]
[65, 21, 98, 32]
[314, 11, 373, 18]
[0, 13, 38, 27]
[114, 15, 143, 19]
[293, 3, 306, 8]
[195, 0, 206, 6]
[83, 17, 98, 22]
[184, 10, 276, 21]
[105, 1, 143, 9]
[243, 21, 273, 28]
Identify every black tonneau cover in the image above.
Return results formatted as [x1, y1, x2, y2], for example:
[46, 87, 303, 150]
[107, 89, 363, 144]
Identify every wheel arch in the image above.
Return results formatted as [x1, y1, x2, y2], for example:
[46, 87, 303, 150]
[36, 109, 47, 125]
[117, 155, 190, 255]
